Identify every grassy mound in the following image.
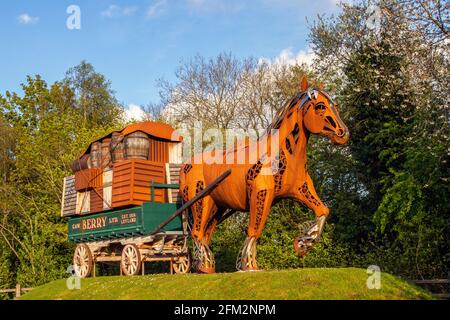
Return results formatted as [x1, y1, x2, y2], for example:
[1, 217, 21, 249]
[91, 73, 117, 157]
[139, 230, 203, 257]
[21, 268, 432, 300]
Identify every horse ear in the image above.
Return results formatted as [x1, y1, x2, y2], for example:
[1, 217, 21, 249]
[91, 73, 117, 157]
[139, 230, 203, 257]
[318, 82, 324, 90]
[304, 105, 325, 134]
[300, 76, 308, 91]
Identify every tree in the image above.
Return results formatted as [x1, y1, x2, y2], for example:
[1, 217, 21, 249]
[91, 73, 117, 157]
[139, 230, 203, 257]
[398, 0, 449, 43]
[158, 53, 254, 130]
[158, 52, 320, 135]
[64, 60, 124, 128]
[0, 64, 124, 289]
[309, 0, 449, 277]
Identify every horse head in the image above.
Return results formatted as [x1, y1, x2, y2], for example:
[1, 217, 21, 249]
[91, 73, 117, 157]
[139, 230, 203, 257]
[299, 77, 349, 145]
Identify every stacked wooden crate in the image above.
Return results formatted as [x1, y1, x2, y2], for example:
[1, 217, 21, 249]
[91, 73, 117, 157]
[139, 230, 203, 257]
[74, 168, 103, 190]
[61, 121, 184, 217]
[61, 176, 77, 216]
[166, 163, 182, 203]
[102, 169, 113, 210]
[112, 159, 166, 207]
[75, 191, 90, 215]
[73, 168, 103, 215]
[90, 188, 104, 213]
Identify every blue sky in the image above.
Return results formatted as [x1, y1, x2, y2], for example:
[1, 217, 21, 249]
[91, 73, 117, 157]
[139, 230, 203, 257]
[0, 0, 340, 110]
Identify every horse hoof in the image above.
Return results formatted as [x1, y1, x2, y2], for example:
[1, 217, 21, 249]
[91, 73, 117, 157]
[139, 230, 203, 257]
[198, 266, 215, 274]
[242, 266, 260, 272]
[294, 238, 307, 257]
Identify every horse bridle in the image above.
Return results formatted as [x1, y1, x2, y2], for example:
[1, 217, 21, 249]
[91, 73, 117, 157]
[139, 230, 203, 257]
[297, 89, 336, 111]
[270, 89, 336, 131]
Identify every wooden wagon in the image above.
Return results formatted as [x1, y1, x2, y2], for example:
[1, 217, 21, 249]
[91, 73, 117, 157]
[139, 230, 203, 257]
[69, 171, 231, 278]
[63, 121, 231, 277]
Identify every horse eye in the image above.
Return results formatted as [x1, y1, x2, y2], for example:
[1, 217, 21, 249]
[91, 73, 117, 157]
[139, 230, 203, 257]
[314, 103, 326, 112]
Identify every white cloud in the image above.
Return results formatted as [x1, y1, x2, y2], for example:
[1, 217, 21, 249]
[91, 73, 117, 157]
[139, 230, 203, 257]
[123, 6, 139, 16]
[124, 104, 147, 122]
[101, 5, 138, 18]
[101, 5, 119, 17]
[260, 47, 316, 67]
[17, 13, 39, 25]
[147, 0, 167, 18]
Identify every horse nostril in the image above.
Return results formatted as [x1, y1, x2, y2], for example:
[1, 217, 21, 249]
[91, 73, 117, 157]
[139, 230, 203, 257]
[337, 129, 344, 137]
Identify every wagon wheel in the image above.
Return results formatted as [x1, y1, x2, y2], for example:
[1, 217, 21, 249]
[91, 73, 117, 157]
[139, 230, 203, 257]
[73, 244, 93, 278]
[121, 244, 141, 276]
[173, 254, 191, 274]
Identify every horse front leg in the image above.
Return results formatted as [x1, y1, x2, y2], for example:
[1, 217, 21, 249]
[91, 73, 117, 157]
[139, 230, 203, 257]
[191, 190, 218, 274]
[294, 174, 329, 257]
[237, 187, 274, 271]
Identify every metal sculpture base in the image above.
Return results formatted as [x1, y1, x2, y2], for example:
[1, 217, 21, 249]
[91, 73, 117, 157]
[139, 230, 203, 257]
[236, 237, 258, 271]
[294, 216, 326, 257]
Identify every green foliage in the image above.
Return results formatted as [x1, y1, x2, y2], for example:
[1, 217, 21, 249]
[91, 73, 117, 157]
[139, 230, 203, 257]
[0, 62, 125, 290]
[308, 0, 449, 278]
[375, 172, 423, 234]
[211, 201, 358, 272]
[64, 60, 124, 127]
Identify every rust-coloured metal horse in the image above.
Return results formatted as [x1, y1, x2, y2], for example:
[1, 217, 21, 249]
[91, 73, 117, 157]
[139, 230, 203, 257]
[180, 77, 349, 273]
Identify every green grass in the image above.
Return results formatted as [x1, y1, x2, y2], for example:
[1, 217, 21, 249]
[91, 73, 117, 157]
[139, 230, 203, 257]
[21, 268, 432, 300]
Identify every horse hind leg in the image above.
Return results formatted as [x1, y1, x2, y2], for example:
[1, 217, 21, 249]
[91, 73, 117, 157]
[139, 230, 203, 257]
[236, 236, 258, 271]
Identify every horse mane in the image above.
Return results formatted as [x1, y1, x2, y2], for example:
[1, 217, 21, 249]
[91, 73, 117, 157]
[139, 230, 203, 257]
[267, 92, 303, 132]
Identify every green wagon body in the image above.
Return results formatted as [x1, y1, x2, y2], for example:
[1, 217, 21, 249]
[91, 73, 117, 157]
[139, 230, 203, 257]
[68, 198, 183, 243]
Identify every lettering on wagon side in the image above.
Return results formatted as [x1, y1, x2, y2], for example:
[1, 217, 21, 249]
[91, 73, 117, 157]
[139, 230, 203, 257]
[71, 222, 81, 230]
[81, 216, 107, 231]
[120, 212, 137, 225]
[108, 216, 119, 224]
